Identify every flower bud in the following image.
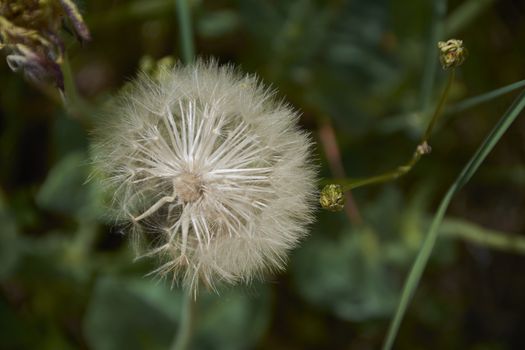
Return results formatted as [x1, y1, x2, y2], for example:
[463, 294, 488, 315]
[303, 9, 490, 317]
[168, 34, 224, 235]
[438, 39, 467, 70]
[319, 184, 345, 212]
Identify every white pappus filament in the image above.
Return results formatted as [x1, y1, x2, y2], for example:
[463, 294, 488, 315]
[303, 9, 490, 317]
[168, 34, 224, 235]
[91, 60, 317, 293]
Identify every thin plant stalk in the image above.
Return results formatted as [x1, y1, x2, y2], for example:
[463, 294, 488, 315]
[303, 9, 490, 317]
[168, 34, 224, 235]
[61, 55, 94, 127]
[171, 2, 196, 349]
[441, 218, 525, 254]
[176, 0, 195, 64]
[422, 69, 455, 140]
[171, 290, 195, 350]
[382, 89, 525, 350]
[338, 69, 455, 192]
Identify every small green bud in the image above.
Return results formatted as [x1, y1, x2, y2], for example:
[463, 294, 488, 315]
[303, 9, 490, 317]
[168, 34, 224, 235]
[438, 39, 467, 69]
[320, 184, 345, 212]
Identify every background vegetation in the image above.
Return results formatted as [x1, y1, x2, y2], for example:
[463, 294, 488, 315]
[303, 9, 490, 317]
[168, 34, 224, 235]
[1, 0, 525, 349]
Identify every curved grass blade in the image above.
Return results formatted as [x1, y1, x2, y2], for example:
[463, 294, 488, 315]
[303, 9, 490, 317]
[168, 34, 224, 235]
[446, 79, 525, 116]
[382, 89, 525, 350]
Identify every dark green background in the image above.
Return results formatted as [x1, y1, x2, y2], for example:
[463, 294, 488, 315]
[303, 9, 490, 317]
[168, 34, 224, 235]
[1, 0, 525, 349]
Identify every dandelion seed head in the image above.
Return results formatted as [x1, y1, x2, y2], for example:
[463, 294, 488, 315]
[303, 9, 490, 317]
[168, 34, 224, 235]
[91, 60, 317, 293]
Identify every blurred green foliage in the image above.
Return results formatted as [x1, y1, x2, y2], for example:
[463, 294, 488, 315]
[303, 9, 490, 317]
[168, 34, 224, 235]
[1, 0, 525, 349]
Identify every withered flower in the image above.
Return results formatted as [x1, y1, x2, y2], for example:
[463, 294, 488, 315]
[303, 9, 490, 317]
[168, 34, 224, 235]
[0, 0, 90, 90]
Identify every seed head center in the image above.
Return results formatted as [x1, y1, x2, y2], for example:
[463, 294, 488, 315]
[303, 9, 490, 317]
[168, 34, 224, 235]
[174, 172, 203, 203]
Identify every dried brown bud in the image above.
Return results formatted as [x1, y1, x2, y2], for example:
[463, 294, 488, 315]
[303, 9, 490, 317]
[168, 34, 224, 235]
[438, 39, 467, 70]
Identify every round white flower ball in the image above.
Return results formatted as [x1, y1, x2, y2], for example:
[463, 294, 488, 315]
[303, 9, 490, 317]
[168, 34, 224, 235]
[91, 60, 317, 293]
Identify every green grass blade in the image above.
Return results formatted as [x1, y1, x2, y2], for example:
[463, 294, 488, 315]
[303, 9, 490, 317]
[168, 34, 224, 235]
[382, 89, 525, 350]
[379, 79, 525, 134]
[446, 79, 525, 115]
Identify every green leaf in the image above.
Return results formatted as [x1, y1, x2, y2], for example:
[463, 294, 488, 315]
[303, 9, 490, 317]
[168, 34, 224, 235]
[293, 223, 398, 321]
[84, 276, 179, 350]
[83, 276, 271, 350]
[36, 151, 101, 219]
[193, 284, 271, 350]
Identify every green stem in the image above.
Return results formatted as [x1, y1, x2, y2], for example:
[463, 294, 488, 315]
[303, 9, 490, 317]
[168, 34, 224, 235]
[338, 69, 455, 192]
[175, 0, 195, 64]
[420, 0, 447, 111]
[441, 218, 525, 254]
[340, 151, 421, 191]
[62, 55, 77, 106]
[171, 3, 196, 349]
[422, 68, 455, 141]
[382, 89, 525, 350]
[171, 290, 195, 350]
[61, 55, 94, 127]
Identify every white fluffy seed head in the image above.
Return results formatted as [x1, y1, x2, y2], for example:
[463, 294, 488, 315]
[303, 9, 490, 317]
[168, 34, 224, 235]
[90, 60, 317, 293]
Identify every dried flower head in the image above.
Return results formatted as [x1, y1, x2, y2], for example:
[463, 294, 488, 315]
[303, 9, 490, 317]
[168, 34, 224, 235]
[91, 60, 317, 293]
[0, 0, 90, 89]
[438, 39, 467, 70]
